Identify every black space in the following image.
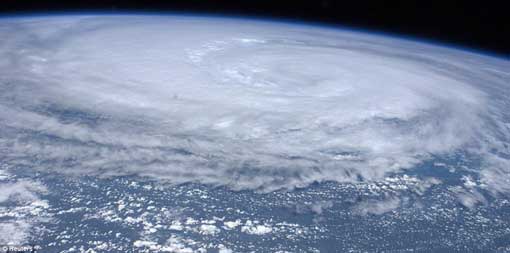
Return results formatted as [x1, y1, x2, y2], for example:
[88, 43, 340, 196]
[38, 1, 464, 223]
[1, 0, 508, 56]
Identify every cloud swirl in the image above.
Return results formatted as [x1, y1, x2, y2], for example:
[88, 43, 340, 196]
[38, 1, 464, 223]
[1, 15, 509, 192]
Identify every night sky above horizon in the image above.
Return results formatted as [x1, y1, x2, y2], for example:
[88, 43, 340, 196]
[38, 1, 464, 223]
[0, 0, 508, 56]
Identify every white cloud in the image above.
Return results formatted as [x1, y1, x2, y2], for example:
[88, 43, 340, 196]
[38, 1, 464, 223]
[354, 197, 401, 215]
[223, 219, 242, 230]
[241, 220, 273, 235]
[0, 180, 47, 203]
[0, 16, 509, 192]
[0, 220, 31, 245]
[199, 224, 220, 235]
[480, 154, 510, 195]
[0, 179, 50, 244]
[456, 189, 487, 209]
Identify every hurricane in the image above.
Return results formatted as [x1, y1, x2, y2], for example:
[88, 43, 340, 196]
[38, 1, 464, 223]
[1, 15, 509, 251]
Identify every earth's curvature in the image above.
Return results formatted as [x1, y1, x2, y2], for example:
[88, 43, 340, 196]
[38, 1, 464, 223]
[0, 14, 509, 252]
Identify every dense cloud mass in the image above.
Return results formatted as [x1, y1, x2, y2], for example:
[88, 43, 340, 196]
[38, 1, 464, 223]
[0, 15, 509, 192]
